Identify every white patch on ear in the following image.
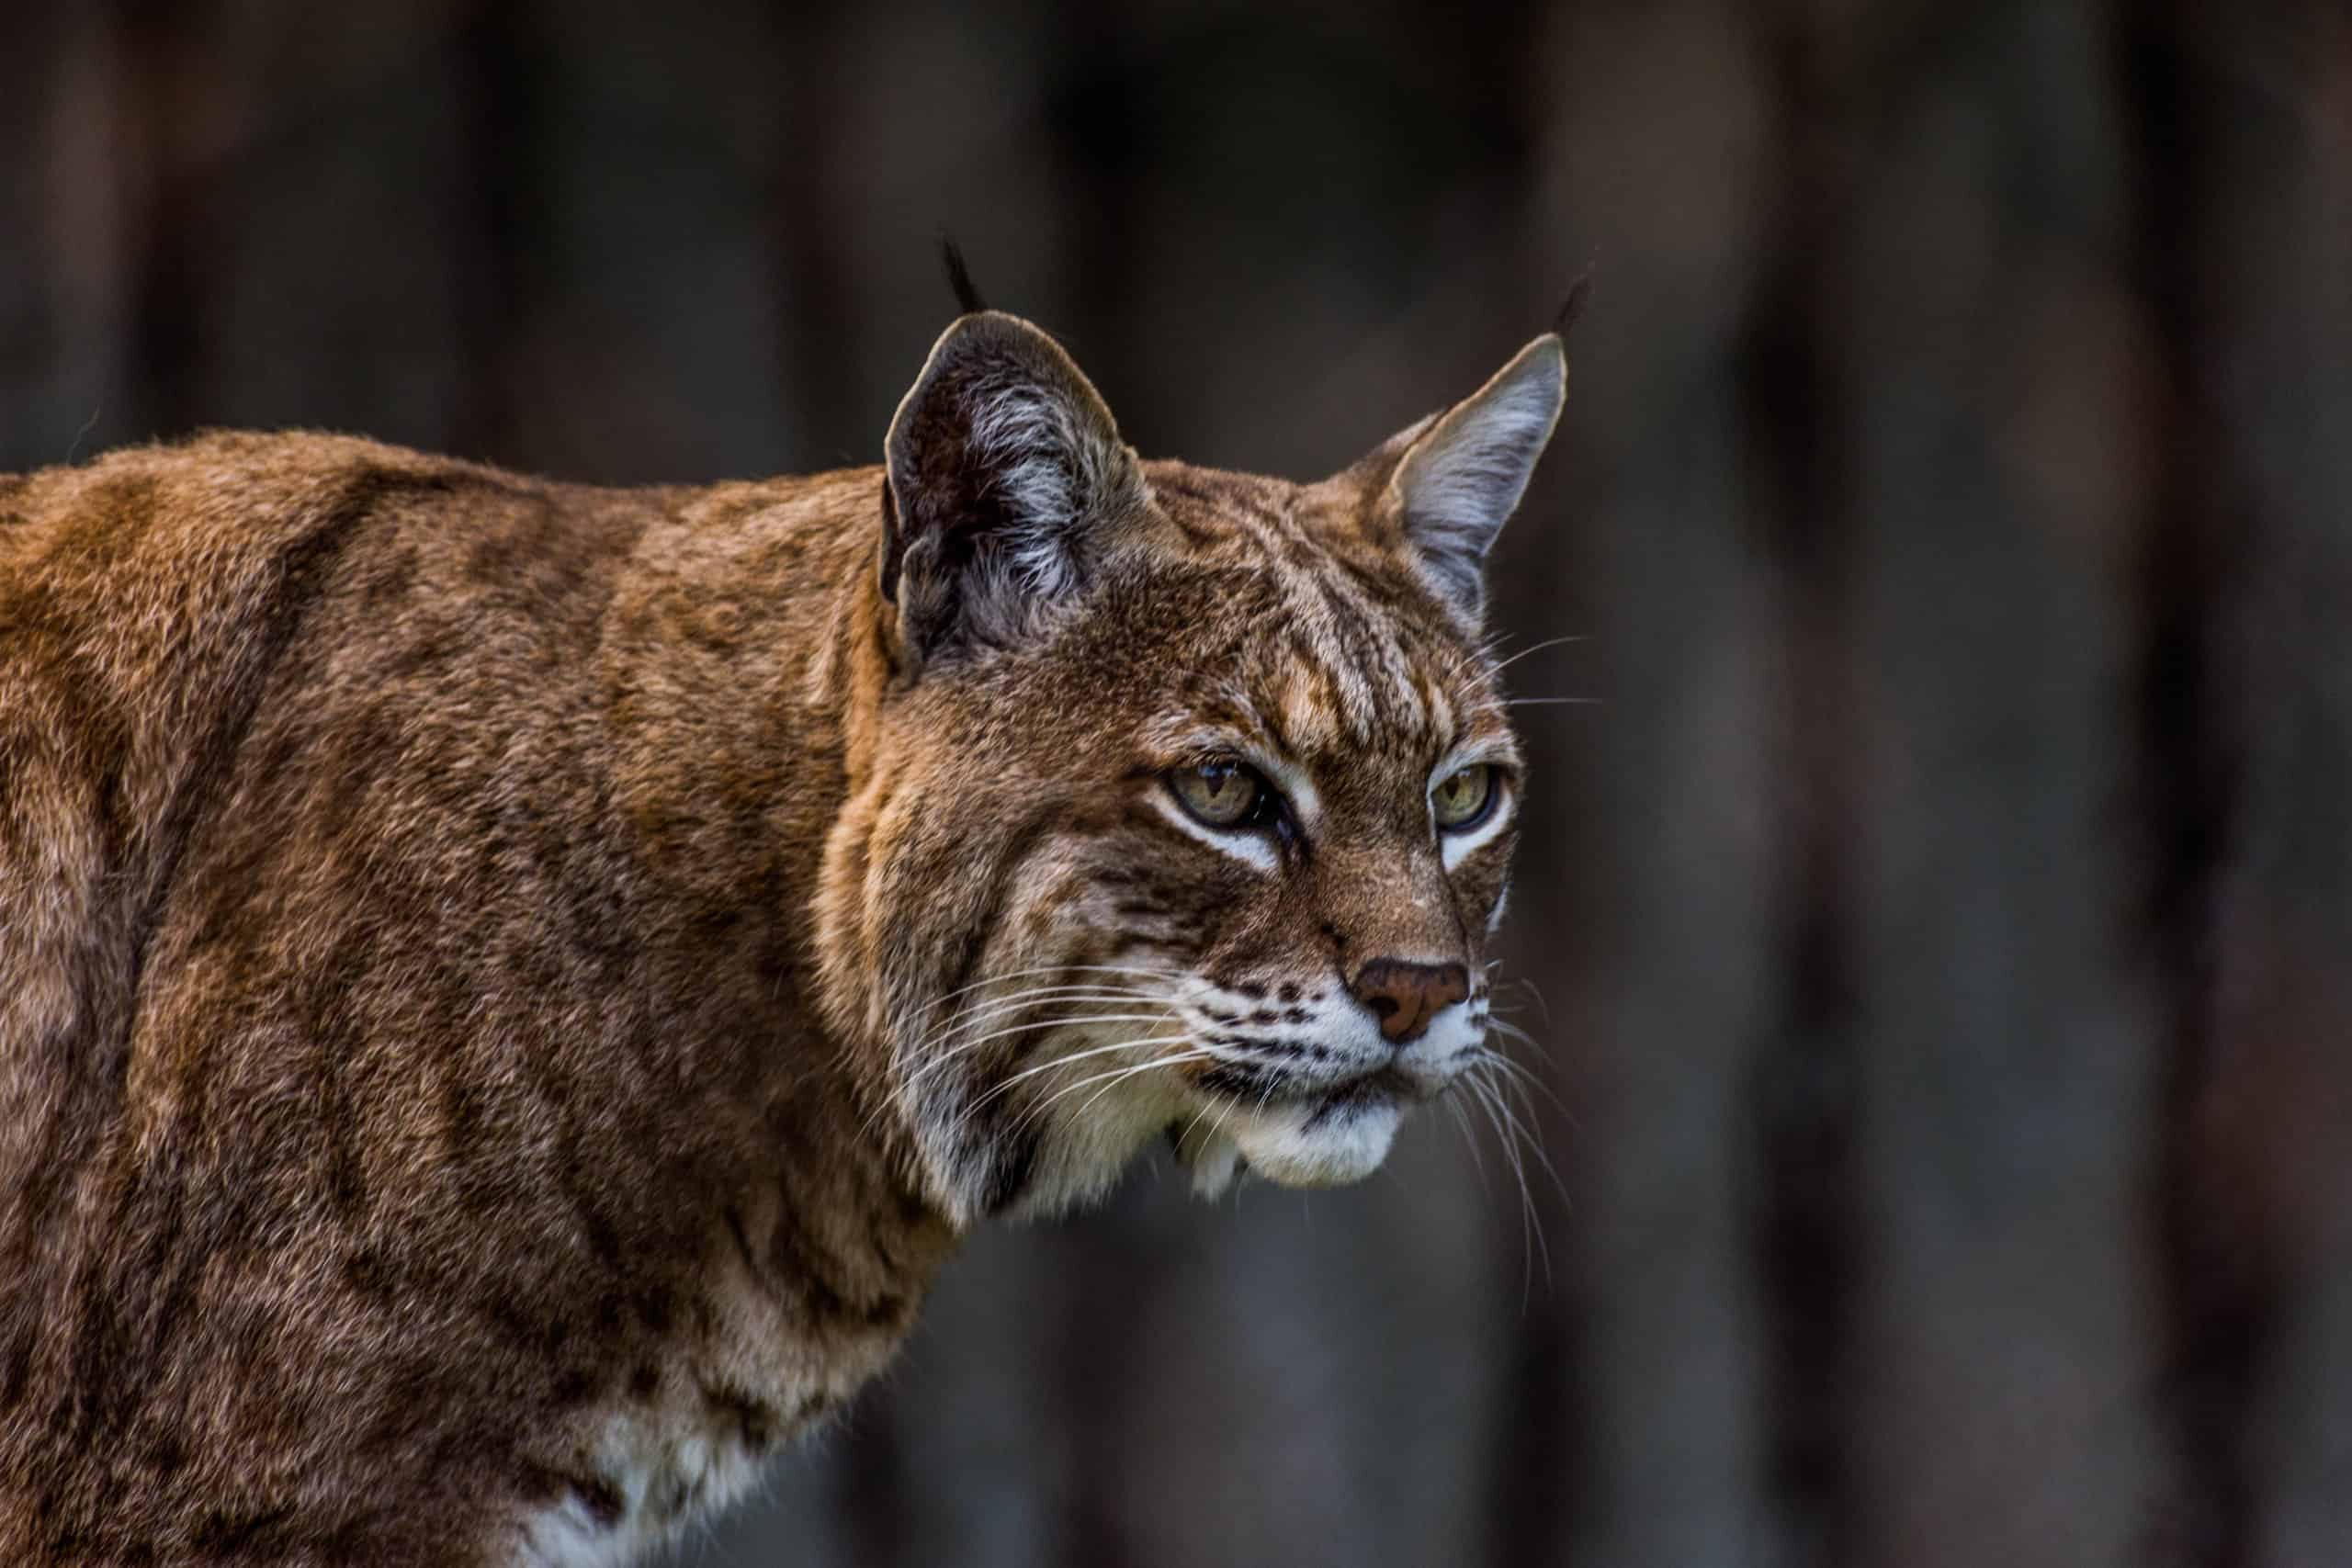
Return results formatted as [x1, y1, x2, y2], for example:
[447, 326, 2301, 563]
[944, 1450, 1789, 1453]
[1389, 335, 1567, 617]
[883, 311, 1144, 660]
[965, 373, 1091, 599]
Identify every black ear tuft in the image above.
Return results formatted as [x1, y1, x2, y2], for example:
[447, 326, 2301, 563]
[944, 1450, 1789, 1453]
[1552, 271, 1592, 340]
[940, 234, 987, 316]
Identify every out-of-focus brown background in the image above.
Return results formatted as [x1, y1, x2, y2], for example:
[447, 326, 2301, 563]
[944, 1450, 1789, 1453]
[6, 3, 2349, 1564]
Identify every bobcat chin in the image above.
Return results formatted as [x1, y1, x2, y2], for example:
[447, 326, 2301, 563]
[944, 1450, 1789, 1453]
[0, 269, 1569, 1563]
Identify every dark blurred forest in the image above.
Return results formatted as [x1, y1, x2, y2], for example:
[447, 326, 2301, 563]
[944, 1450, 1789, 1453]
[5, 3, 2348, 1564]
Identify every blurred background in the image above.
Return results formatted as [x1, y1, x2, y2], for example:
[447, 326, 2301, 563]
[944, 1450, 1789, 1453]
[6, 2, 2348, 1563]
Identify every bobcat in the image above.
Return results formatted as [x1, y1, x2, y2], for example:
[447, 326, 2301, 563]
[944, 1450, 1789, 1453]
[0, 265, 1571, 1564]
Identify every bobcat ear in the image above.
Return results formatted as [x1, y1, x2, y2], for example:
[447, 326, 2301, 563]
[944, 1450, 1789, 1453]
[880, 311, 1146, 668]
[1377, 333, 1567, 622]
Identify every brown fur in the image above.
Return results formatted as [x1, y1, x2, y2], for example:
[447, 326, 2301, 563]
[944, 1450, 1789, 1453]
[0, 310, 1565, 1564]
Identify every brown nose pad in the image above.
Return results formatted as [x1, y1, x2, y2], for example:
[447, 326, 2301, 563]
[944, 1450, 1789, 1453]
[1350, 959, 1470, 1045]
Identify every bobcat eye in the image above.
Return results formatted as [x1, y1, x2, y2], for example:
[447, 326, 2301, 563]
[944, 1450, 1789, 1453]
[1169, 760, 1266, 829]
[1431, 763, 1498, 830]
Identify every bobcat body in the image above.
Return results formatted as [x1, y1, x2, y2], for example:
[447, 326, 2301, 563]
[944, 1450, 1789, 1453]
[0, 300, 1567, 1563]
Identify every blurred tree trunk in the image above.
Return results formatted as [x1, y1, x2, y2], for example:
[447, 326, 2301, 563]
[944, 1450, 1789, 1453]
[1845, 5, 2160, 1564]
[1519, 7, 1781, 1565]
[2166, 6, 2352, 1565]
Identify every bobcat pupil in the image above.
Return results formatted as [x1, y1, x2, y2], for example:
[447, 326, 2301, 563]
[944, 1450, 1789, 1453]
[1433, 764, 1495, 829]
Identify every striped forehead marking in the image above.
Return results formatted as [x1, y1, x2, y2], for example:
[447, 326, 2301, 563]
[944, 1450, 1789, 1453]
[1152, 469, 1502, 760]
[1222, 488, 1446, 750]
[1293, 557, 1457, 750]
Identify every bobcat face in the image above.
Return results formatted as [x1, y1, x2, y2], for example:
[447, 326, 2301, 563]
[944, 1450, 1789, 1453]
[817, 310, 1566, 1224]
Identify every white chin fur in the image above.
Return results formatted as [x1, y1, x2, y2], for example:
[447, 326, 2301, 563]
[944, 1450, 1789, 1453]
[1222, 1097, 1403, 1190]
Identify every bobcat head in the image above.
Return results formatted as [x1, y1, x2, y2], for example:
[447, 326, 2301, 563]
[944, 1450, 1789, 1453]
[816, 298, 1568, 1224]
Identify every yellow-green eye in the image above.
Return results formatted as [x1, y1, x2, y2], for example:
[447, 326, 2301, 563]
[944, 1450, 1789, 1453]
[1431, 763, 1497, 830]
[1170, 761, 1265, 829]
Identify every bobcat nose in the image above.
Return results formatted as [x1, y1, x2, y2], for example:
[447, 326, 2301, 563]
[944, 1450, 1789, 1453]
[1350, 959, 1470, 1045]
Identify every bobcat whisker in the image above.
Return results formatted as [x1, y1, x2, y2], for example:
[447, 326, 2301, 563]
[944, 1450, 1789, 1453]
[865, 999, 1168, 1140]
[1204, 1089, 1243, 1162]
[1480, 1055, 1555, 1140]
[943, 1031, 1198, 1142]
[1461, 1066, 1552, 1295]
[1486, 632, 1589, 674]
[1482, 1021, 1577, 1127]
[1171, 1095, 1220, 1155]
[967, 1022, 1187, 1093]
[1502, 974, 1551, 1025]
[918, 963, 1173, 1014]
[914, 986, 1159, 1049]
[1453, 1070, 1532, 1290]
[933, 976, 1161, 1009]
[997, 1043, 1218, 1144]
[1442, 1095, 1492, 1199]
[1066, 1045, 1225, 1126]
[1175, 1072, 1249, 1184]
[1464, 1054, 1567, 1208]
[901, 1010, 1178, 1107]
[898, 985, 1165, 1075]
[1249, 1055, 1292, 1126]
[1430, 635, 1507, 693]
[1474, 1029, 1573, 1122]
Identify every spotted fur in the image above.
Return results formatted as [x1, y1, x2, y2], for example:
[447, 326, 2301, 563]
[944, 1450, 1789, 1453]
[0, 306, 1566, 1564]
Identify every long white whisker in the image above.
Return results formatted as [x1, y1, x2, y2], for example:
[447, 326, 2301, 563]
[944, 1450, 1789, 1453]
[1461, 1070, 1542, 1302]
[979, 1029, 1188, 1100]
[912, 1006, 1171, 1066]
[1481, 1052, 1544, 1128]
[1443, 1095, 1490, 1199]
[866, 1002, 1170, 1138]
[1491, 1072, 1555, 1296]
[920, 963, 1174, 1014]
[1482, 1025, 1578, 1127]
[1187, 1077, 1245, 1191]
[1486, 1059, 1576, 1131]
[1173, 1092, 1222, 1157]
[1468, 1062, 1568, 1219]
[906, 987, 1155, 1051]
[1000, 1044, 1219, 1143]
[946, 1032, 1204, 1144]
[921, 1016, 1182, 1118]
[1070, 1047, 1208, 1124]
[1433, 633, 1505, 689]
[1487, 633, 1589, 675]
[1504, 975, 1552, 1026]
